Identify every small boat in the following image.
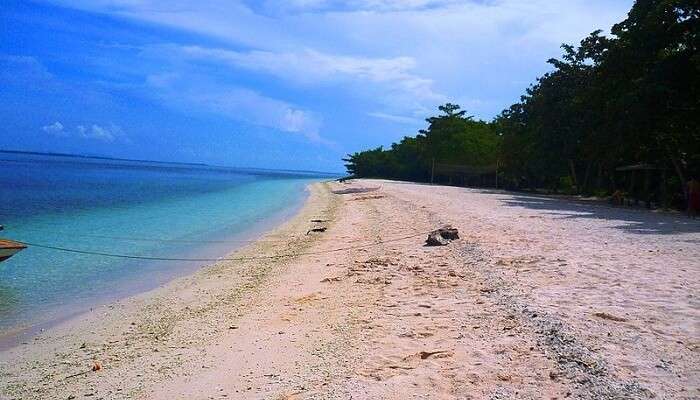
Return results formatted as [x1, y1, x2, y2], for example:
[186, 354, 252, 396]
[0, 239, 27, 262]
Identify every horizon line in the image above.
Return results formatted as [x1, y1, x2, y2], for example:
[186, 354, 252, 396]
[0, 149, 344, 177]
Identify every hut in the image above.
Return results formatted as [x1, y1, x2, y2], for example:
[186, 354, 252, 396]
[614, 164, 668, 208]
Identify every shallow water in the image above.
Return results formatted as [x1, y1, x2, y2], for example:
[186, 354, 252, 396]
[0, 152, 328, 336]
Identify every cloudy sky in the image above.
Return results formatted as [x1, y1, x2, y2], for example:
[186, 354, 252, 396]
[1, 0, 632, 171]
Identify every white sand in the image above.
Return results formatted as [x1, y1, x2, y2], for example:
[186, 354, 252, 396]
[1, 180, 698, 399]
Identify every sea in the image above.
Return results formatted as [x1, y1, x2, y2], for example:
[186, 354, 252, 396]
[0, 151, 333, 344]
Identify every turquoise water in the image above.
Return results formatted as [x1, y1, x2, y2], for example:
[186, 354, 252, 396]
[0, 152, 329, 338]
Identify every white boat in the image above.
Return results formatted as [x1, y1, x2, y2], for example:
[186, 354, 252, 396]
[0, 239, 27, 262]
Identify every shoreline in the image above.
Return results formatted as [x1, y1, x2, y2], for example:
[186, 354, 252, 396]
[0, 181, 336, 389]
[1, 179, 697, 399]
[0, 181, 314, 350]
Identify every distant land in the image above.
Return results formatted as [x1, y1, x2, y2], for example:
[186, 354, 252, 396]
[0, 149, 342, 177]
[0, 149, 208, 167]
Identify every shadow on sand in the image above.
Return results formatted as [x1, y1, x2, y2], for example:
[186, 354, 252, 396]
[500, 193, 700, 236]
[366, 179, 699, 236]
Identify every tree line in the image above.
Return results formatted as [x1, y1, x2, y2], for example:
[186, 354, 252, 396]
[343, 0, 699, 208]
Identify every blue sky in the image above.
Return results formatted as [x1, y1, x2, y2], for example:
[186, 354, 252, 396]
[0, 0, 632, 172]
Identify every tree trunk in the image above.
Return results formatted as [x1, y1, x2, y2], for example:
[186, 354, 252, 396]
[666, 145, 687, 200]
[610, 166, 617, 192]
[582, 161, 593, 194]
[568, 159, 579, 193]
[596, 163, 603, 193]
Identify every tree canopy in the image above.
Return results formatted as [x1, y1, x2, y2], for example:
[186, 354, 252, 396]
[344, 0, 699, 207]
[344, 103, 498, 183]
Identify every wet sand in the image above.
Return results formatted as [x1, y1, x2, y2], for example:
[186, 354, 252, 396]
[1, 180, 698, 399]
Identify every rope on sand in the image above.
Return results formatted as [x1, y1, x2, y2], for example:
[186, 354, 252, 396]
[15, 231, 429, 262]
[1, 227, 290, 244]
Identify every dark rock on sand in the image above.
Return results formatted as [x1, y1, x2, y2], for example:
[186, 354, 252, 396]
[425, 226, 459, 246]
[426, 232, 449, 246]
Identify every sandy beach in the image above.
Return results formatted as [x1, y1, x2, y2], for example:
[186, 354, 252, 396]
[1, 179, 698, 399]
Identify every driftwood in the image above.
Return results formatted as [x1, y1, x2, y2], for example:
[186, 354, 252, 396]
[425, 226, 460, 246]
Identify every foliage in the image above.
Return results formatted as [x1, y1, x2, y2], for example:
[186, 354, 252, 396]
[343, 103, 498, 182]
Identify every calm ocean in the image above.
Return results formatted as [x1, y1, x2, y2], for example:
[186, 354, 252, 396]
[0, 152, 329, 340]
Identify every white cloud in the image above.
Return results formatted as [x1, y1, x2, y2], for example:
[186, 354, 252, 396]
[180, 46, 415, 84]
[76, 124, 123, 142]
[1, 55, 54, 84]
[41, 120, 125, 142]
[144, 74, 327, 143]
[368, 112, 423, 125]
[281, 108, 317, 136]
[50, 0, 631, 120]
[178, 45, 444, 110]
[47, 0, 632, 127]
[261, 0, 463, 13]
[49, 0, 295, 51]
[192, 88, 323, 142]
[42, 121, 65, 135]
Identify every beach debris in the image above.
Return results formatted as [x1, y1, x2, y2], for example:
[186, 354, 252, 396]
[63, 370, 90, 380]
[306, 227, 327, 235]
[387, 364, 416, 370]
[310, 219, 328, 223]
[294, 292, 325, 304]
[355, 276, 391, 285]
[593, 312, 627, 322]
[425, 225, 459, 246]
[62, 361, 102, 381]
[497, 373, 512, 382]
[413, 350, 451, 360]
[320, 276, 341, 283]
[348, 195, 386, 201]
[332, 186, 381, 195]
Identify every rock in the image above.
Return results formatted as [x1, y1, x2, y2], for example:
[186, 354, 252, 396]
[425, 225, 459, 246]
[437, 225, 459, 240]
[426, 231, 449, 246]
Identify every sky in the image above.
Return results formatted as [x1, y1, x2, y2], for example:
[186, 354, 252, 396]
[0, 0, 633, 172]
